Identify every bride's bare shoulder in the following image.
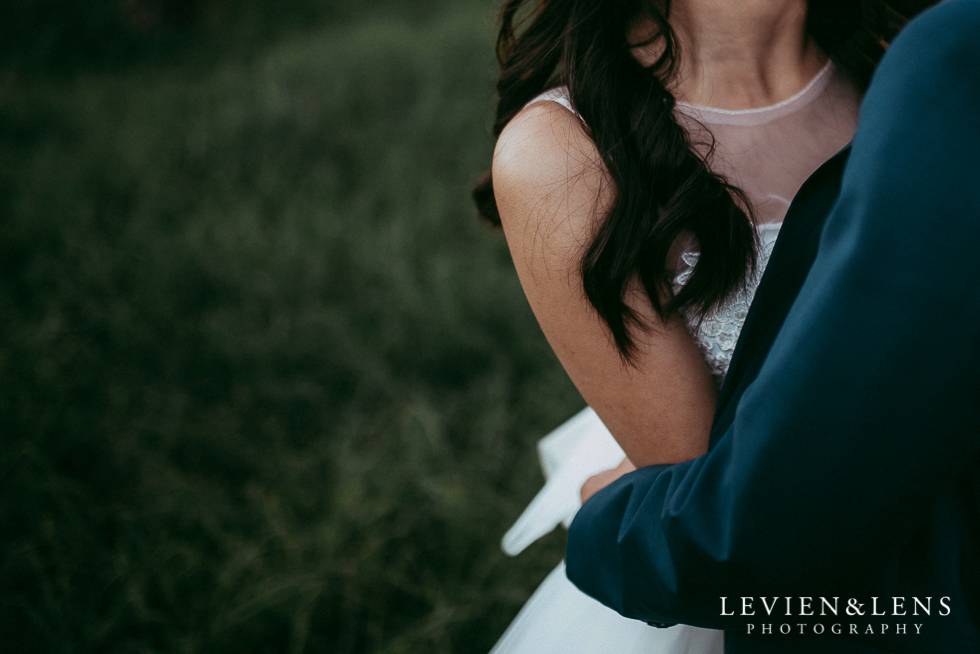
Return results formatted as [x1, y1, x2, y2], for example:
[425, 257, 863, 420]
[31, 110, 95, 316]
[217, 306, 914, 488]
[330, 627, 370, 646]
[491, 98, 610, 244]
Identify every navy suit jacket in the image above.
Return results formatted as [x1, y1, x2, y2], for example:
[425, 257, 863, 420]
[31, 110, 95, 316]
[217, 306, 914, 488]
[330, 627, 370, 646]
[565, 2, 980, 652]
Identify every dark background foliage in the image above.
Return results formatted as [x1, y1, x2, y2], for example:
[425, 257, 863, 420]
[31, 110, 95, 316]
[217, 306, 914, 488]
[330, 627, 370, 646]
[0, 1, 583, 651]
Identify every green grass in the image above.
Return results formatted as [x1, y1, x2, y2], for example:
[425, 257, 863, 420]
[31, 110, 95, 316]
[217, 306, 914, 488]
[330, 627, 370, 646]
[0, 3, 585, 652]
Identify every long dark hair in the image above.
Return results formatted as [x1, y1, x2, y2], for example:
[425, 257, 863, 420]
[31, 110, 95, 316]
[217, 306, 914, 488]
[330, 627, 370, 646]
[474, 0, 937, 360]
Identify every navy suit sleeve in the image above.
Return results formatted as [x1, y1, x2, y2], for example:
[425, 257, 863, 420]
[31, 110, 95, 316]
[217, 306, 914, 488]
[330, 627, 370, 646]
[566, 0, 980, 629]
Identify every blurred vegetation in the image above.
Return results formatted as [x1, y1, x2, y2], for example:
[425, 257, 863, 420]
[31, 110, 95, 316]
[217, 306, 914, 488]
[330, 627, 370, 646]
[0, 0, 456, 75]
[0, 1, 583, 652]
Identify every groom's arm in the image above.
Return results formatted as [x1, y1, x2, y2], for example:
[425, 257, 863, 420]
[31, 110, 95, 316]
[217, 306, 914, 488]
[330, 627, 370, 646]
[566, 0, 980, 629]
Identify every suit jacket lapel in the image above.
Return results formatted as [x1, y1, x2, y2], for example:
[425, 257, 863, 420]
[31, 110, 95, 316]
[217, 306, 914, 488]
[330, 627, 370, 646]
[711, 146, 851, 449]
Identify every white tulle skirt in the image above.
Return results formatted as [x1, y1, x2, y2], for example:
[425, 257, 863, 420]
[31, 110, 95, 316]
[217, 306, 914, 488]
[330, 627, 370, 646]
[491, 408, 724, 654]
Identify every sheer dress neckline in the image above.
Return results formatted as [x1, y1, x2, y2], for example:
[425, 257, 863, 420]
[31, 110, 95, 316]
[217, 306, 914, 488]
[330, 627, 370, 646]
[675, 60, 835, 126]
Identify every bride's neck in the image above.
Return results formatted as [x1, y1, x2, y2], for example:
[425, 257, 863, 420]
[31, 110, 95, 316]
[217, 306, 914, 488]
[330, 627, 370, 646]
[634, 0, 826, 110]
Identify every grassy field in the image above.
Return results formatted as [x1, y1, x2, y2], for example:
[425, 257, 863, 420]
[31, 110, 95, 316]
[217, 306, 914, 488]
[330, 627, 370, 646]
[0, 2, 585, 652]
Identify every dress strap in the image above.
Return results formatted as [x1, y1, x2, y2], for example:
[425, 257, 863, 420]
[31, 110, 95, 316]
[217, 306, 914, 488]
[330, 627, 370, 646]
[523, 87, 578, 116]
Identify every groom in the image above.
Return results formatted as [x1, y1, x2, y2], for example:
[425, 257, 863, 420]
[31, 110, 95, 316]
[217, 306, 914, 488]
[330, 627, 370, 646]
[565, 1, 980, 652]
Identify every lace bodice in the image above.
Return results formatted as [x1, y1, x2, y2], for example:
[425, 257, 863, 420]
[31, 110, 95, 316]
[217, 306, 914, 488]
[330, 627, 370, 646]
[526, 60, 860, 384]
[669, 61, 859, 384]
[672, 223, 781, 385]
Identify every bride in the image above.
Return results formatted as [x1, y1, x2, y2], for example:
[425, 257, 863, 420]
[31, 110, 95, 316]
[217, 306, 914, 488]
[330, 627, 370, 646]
[473, 0, 932, 652]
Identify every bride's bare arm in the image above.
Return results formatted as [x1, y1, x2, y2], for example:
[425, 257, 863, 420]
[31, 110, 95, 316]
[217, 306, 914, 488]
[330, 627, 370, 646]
[492, 100, 718, 468]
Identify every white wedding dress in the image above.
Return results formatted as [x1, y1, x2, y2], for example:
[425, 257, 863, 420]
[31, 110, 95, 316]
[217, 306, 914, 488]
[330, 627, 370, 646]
[491, 60, 860, 654]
